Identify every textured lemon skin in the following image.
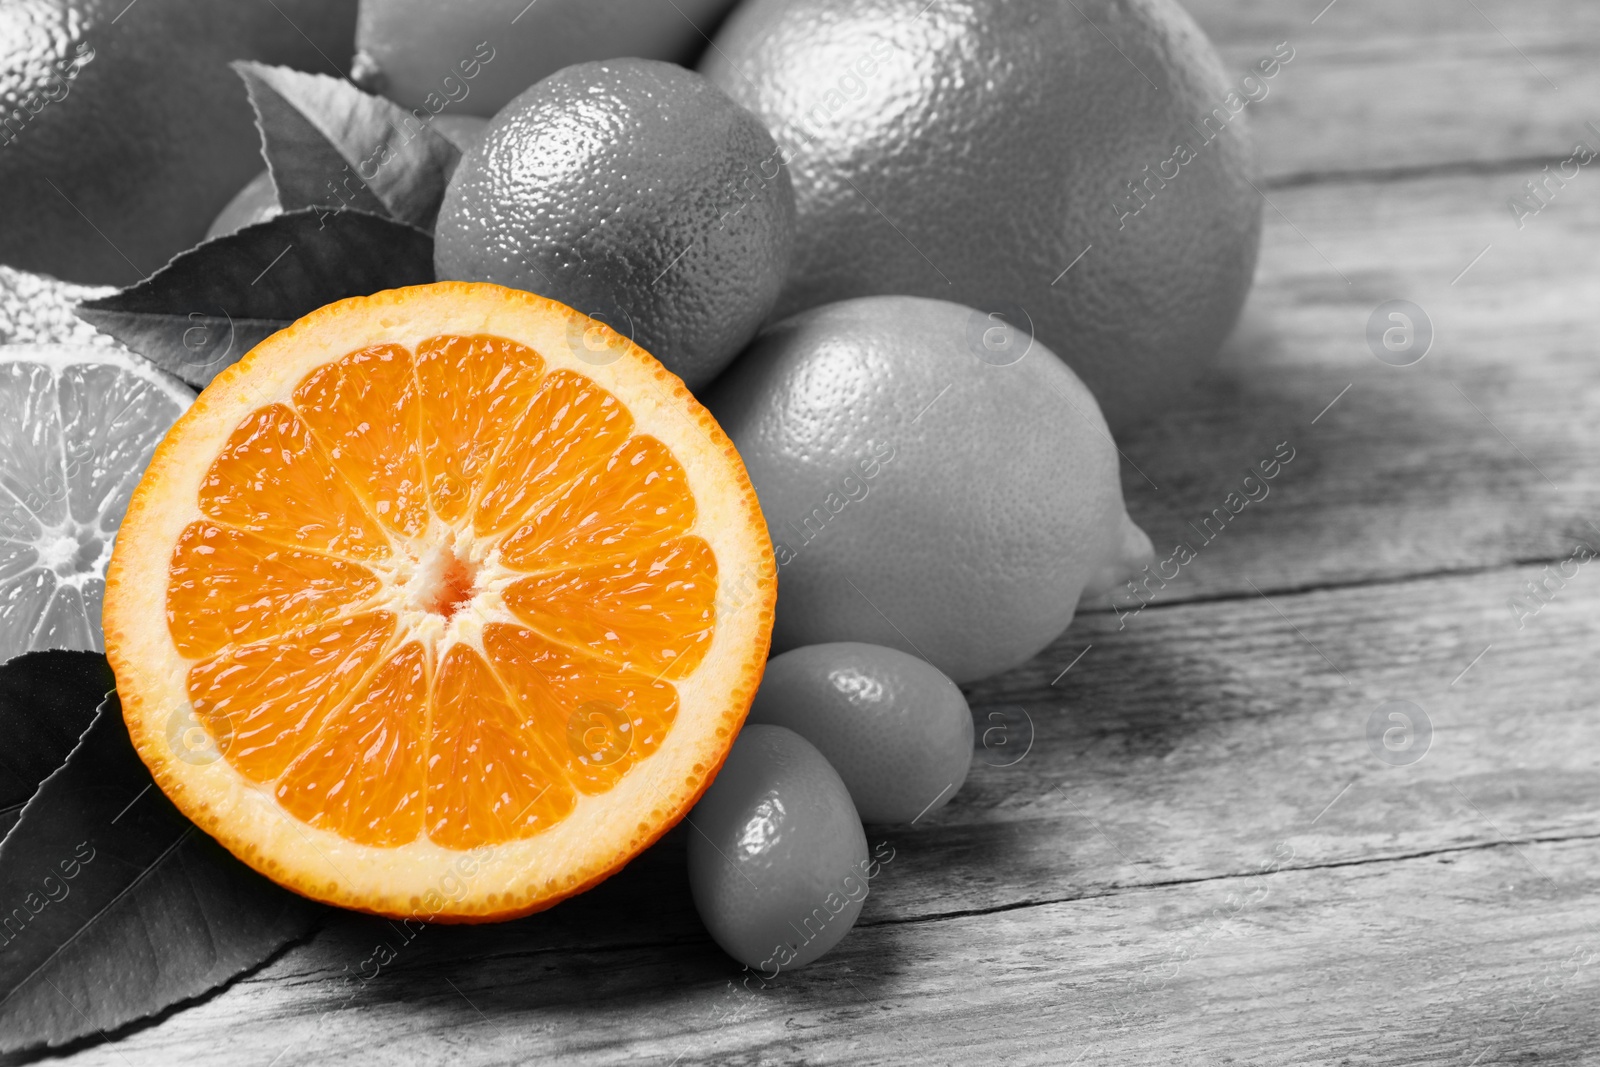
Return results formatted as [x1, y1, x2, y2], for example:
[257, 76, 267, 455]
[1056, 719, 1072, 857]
[0, 0, 356, 285]
[434, 59, 796, 393]
[104, 281, 777, 923]
[0, 264, 111, 346]
[705, 295, 1147, 684]
[701, 0, 1262, 431]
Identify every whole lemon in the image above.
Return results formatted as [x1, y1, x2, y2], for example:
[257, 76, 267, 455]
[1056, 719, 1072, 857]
[701, 0, 1262, 430]
[0, 0, 357, 284]
[434, 59, 795, 390]
[687, 724, 869, 972]
[354, 0, 741, 119]
[704, 296, 1152, 684]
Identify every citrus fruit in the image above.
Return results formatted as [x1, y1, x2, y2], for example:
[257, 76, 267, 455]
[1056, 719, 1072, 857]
[748, 643, 972, 824]
[206, 114, 489, 240]
[0, 343, 192, 661]
[688, 724, 868, 972]
[705, 295, 1153, 684]
[0, 0, 357, 285]
[103, 281, 776, 921]
[700, 0, 1262, 430]
[434, 59, 795, 392]
[0, 265, 112, 348]
[353, 0, 740, 120]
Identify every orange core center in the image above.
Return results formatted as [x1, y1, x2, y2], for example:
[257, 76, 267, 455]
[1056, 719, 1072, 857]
[418, 547, 477, 620]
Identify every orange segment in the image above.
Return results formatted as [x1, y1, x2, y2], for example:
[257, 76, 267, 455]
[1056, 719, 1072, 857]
[484, 623, 678, 796]
[166, 522, 382, 660]
[499, 434, 696, 573]
[105, 282, 775, 922]
[428, 644, 577, 850]
[414, 333, 545, 524]
[474, 368, 634, 536]
[276, 641, 430, 847]
[292, 344, 429, 537]
[199, 404, 390, 561]
[501, 535, 718, 680]
[186, 612, 395, 783]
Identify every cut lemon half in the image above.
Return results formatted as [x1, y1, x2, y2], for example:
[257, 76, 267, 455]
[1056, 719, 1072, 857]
[0, 343, 192, 660]
[104, 282, 775, 921]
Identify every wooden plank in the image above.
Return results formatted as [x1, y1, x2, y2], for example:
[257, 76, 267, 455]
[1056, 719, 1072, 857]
[1184, 0, 1600, 179]
[42, 560, 1600, 1063]
[53, 836, 1600, 1065]
[1097, 163, 1600, 610]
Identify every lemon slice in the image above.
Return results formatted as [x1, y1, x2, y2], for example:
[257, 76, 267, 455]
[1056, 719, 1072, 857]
[0, 344, 191, 659]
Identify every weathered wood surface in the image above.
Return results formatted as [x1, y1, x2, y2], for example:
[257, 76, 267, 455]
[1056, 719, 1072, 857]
[32, 560, 1600, 1064]
[1100, 162, 1600, 610]
[1088, 0, 1600, 608]
[63, 838, 1600, 1066]
[17, 0, 1600, 1063]
[1187, 0, 1600, 180]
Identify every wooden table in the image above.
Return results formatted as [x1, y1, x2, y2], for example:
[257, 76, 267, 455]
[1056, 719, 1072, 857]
[40, 0, 1600, 1062]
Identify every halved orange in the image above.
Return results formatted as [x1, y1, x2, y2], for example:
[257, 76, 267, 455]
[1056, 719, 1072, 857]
[104, 282, 775, 921]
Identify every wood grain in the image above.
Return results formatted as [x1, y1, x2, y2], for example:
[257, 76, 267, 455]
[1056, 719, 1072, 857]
[43, 838, 1600, 1065]
[1185, 0, 1600, 180]
[1092, 163, 1600, 612]
[33, 560, 1600, 1064]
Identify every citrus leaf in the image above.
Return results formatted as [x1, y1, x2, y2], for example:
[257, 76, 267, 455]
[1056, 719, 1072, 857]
[234, 60, 461, 230]
[75, 208, 435, 388]
[0, 651, 114, 839]
[0, 693, 321, 1053]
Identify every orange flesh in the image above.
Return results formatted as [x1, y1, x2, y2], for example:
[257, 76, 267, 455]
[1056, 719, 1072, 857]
[164, 335, 714, 850]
